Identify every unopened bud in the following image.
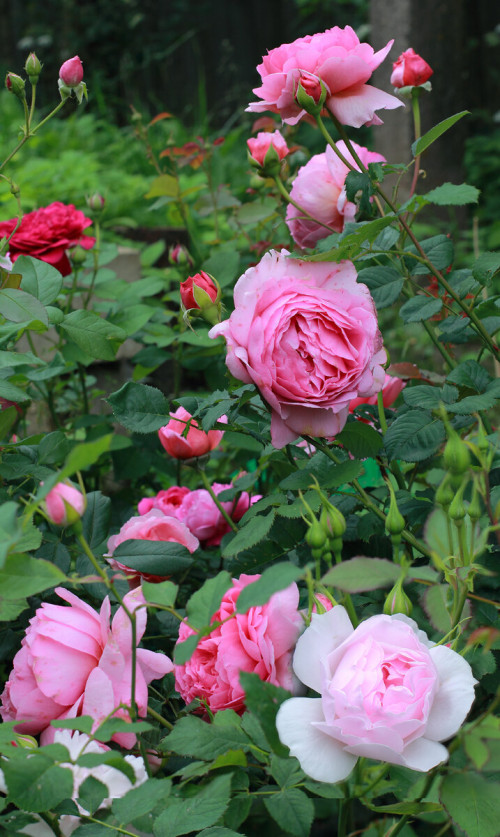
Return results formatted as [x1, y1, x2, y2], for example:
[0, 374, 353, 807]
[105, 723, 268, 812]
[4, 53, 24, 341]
[384, 578, 412, 616]
[295, 72, 328, 115]
[25, 52, 42, 84]
[448, 480, 467, 523]
[169, 243, 193, 267]
[86, 192, 105, 213]
[59, 56, 84, 88]
[180, 271, 221, 325]
[306, 520, 327, 551]
[467, 484, 482, 522]
[320, 505, 346, 541]
[13, 734, 38, 750]
[69, 245, 87, 266]
[5, 72, 26, 102]
[42, 480, 86, 527]
[436, 474, 455, 510]
[443, 430, 471, 488]
[385, 484, 405, 537]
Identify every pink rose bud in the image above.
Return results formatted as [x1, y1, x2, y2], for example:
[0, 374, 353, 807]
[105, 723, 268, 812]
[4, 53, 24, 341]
[390, 48, 433, 88]
[5, 72, 26, 101]
[247, 130, 289, 169]
[169, 244, 193, 267]
[59, 55, 84, 87]
[25, 53, 42, 83]
[87, 192, 105, 213]
[158, 406, 226, 460]
[43, 480, 86, 527]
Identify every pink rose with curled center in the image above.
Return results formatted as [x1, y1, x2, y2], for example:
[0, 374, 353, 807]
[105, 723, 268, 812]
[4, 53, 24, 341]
[43, 480, 86, 527]
[276, 606, 477, 782]
[247, 26, 403, 128]
[349, 372, 405, 412]
[209, 250, 386, 448]
[175, 574, 303, 714]
[0, 587, 173, 748]
[390, 48, 433, 88]
[137, 485, 190, 516]
[106, 509, 199, 585]
[247, 129, 289, 167]
[286, 141, 386, 249]
[158, 406, 227, 459]
[59, 56, 84, 87]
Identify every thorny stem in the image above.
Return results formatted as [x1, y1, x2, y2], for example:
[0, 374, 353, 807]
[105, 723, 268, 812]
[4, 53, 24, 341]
[273, 175, 337, 235]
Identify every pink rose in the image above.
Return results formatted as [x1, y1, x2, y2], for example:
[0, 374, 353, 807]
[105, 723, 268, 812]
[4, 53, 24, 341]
[247, 129, 289, 167]
[0, 203, 95, 277]
[43, 480, 86, 527]
[349, 372, 405, 411]
[59, 56, 84, 87]
[106, 509, 199, 585]
[180, 271, 218, 311]
[210, 250, 386, 448]
[158, 406, 227, 459]
[175, 574, 302, 713]
[0, 587, 173, 748]
[390, 48, 433, 88]
[180, 483, 261, 547]
[276, 606, 477, 781]
[137, 485, 190, 516]
[286, 141, 386, 249]
[247, 26, 403, 128]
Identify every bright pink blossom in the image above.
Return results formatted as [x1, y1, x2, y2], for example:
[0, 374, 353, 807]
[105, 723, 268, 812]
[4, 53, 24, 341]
[210, 250, 386, 448]
[276, 607, 477, 781]
[158, 406, 227, 459]
[247, 130, 289, 166]
[175, 574, 302, 713]
[43, 481, 86, 527]
[0, 587, 173, 748]
[180, 271, 218, 310]
[137, 486, 190, 517]
[349, 372, 405, 411]
[59, 56, 84, 87]
[106, 509, 199, 585]
[390, 48, 433, 88]
[247, 26, 403, 128]
[286, 141, 385, 248]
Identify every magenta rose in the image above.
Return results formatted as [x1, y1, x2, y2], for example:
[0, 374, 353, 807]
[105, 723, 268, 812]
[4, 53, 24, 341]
[247, 129, 289, 167]
[247, 26, 403, 128]
[59, 56, 84, 87]
[276, 606, 477, 781]
[0, 586, 173, 748]
[180, 483, 261, 547]
[0, 202, 95, 277]
[137, 485, 190, 517]
[158, 406, 227, 459]
[390, 48, 433, 88]
[349, 372, 405, 412]
[175, 574, 302, 714]
[210, 250, 386, 448]
[106, 509, 199, 585]
[286, 141, 385, 249]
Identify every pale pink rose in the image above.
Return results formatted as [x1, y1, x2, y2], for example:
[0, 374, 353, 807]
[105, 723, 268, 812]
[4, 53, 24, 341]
[59, 56, 84, 87]
[158, 406, 227, 459]
[137, 485, 190, 516]
[42, 481, 86, 527]
[106, 509, 199, 585]
[286, 141, 386, 248]
[247, 26, 403, 127]
[276, 606, 477, 782]
[349, 372, 405, 411]
[181, 483, 261, 547]
[210, 250, 386, 448]
[175, 574, 302, 713]
[391, 48, 433, 88]
[0, 587, 173, 748]
[247, 129, 289, 166]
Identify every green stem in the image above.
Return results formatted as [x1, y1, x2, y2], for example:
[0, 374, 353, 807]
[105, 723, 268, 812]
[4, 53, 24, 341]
[81, 817, 138, 836]
[273, 176, 336, 235]
[451, 580, 469, 629]
[77, 363, 89, 415]
[0, 100, 66, 173]
[408, 90, 422, 200]
[83, 221, 101, 308]
[386, 767, 438, 837]
[147, 704, 173, 730]
[377, 390, 388, 434]
[337, 795, 349, 837]
[198, 468, 238, 532]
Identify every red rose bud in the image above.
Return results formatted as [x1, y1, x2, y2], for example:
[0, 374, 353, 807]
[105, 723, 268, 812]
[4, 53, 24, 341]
[181, 271, 221, 326]
[25, 52, 42, 84]
[390, 48, 433, 89]
[169, 243, 193, 267]
[295, 71, 328, 115]
[5, 72, 26, 102]
[59, 55, 84, 87]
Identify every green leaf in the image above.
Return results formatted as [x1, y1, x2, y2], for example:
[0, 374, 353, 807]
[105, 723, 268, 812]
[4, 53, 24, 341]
[240, 673, 292, 756]
[173, 633, 200, 665]
[358, 266, 404, 309]
[51, 717, 94, 734]
[345, 170, 373, 215]
[221, 511, 276, 557]
[368, 801, 442, 815]
[0, 553, 66, 599]
[263, 788, 314, 837]
[82, 491, 112, 549]
[112, 777, 171, 823]
[409, 234, 454, 275]
[309, 217, 395, 262]
[153, 774, 232, 837]
[70, 825, 111, 837]
[203, 249, 241, 289]
[446, 383, 500, 414]
[15, 256, 63, 305]
[336, 421, 383, 458]
[322, 557, 400, 593]
[107, 381, 170, 433]
[423, 182, 480, 206]
[279, 455, 361, 490]
[403, 384, 456, 410]
[0, 348, 44, 368]
[440, 772, 500, 837]
[235, 563, 304, 613]
[85, 718, 151, 743]
[400, 296, 443, 323]
[60, 434, 113, 479]
[186, 571, 232, 630]
[447, 360, 492, 393]
[422, 585, 452, 633]
[142, 579, 179, 608]
[112, 540, 194, 575]
[412, 110, 469, 156]
[234, 198, 277, 226]
[472, 252, 500, 286]
[163, 713, 251, 761]
[0, 379, 30, 402]
[77, 775, 108, 816]
[0, 406, 18, 440]
[145, 174, 179, 198]
[60, 310, 126, 360]
[384, 410, 445, 462]
[198, 829, 245, 837]
[0, 287, 48, 326]
[2, 757, 74, 813]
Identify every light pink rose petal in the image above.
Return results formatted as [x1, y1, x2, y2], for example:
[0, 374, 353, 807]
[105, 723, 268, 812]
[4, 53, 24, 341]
[276, 697, 357, 783]
[327, 83, 403, 129]
[426, 645, 478, 741]
[136, 648, 174, 682]
[398, 737, 449, 772]
[293, 606, 353, 693]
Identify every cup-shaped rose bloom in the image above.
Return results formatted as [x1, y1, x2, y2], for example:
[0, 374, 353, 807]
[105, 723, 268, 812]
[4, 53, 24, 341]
[286, 141, 385, 249]
[276, 606, 477, 782]
[0, 587, 173, 748]
[391, 48, 433, 88]
[175, 574, 302, 713]
[247, 26, 403, 128]
[349, 372, 405, 412]
[43, 480, 86, 527]
[137, 485, 190, 516]
[158, 406, 227, 459]
[106, 509, 199, 585]
[180, 271, 218, 311]
[180, 483, 261, 547]
[247, 129, 289, 167]
[59, 56, 84, 87]
[210, 251, 386, 448]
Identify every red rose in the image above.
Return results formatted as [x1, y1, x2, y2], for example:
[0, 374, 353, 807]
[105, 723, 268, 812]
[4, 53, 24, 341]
[0, 202, 96, 277]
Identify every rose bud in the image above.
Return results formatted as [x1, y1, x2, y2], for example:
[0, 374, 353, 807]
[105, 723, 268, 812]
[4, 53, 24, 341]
[25, 53, 42, 84]
[391, 48, 433, 89]
[5, 72, 26, 102]
[247, 130, 289, 175]
[158, 406, 226, 460]
[42, 480, 86, 527]
[169, 243, 193, 267]
[180, 271, 221, 325]
[59, 55, 84, 87]
[86, 192, 105, 213]
[295, 71, 328, 115]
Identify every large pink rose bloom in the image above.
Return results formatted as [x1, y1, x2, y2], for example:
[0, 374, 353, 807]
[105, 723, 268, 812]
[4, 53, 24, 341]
[210, 250, 386, 448]
[276, 606, 477, 782]
[247, 26, 403, 127]
[175, 574, 302, 714]
[349, 372, 405, 411]
[158, 406, 227, 459]
[106, 509, 199, 585]
[0, 587, 173, 748]
[286, 141, 385, 249]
